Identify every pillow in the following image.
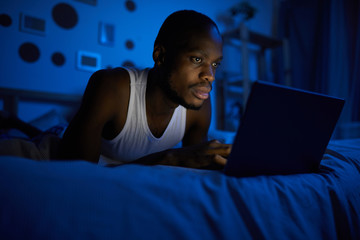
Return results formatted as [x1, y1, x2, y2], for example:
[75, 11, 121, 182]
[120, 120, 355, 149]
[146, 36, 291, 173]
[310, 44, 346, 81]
[0, 134, 61, 160]
[0, 128, 29, 140]
[29, 109, 68, 132]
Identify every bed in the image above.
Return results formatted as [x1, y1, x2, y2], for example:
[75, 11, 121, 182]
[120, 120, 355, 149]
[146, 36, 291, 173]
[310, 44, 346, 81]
[1, 88, 360, 239]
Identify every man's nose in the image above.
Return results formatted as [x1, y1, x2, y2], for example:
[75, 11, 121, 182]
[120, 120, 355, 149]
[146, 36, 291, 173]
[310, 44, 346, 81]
[200, 64, 215, 83]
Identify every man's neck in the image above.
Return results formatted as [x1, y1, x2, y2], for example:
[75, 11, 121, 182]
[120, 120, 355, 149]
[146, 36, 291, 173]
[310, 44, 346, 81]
[146, 68, 179, 117]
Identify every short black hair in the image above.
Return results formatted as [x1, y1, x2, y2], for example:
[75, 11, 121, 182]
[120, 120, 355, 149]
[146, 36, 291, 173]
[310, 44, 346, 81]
[154, 10, 220, 53]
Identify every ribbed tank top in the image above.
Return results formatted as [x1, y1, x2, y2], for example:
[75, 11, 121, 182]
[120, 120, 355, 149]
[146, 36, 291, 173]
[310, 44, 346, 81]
[99, 68, 187, 165]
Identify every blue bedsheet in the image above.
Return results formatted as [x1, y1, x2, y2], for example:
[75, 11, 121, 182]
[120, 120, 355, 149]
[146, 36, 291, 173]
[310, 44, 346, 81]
[1, 140, 360, 239]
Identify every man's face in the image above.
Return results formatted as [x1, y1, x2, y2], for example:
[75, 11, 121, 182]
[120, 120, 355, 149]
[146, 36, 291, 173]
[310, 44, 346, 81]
[161, 26, 223, 110]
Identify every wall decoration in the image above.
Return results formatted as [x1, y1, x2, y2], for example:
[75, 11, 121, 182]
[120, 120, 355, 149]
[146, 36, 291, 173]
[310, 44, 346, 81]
[122, 60, 135, 68]
[20, 13, 46, 36]
[125, 40, 134, 50]
[0, 14, 12, 27]
[52, 3, 78, 29]
[77, 51, 101, 72]
[18, 42, 40, 63]
[51, 52, 66, 66]
[125, 0, 136, 12]
[74, 0, 97, 6]
[98, 22, 115, 47]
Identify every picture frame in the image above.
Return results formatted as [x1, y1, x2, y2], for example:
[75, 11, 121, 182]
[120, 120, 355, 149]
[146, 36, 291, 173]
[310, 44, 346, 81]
[76, 51, 101, 72]
[19, 13, 46, 36]
[74, 0, 97, 6]
[98, 22, 115, 47]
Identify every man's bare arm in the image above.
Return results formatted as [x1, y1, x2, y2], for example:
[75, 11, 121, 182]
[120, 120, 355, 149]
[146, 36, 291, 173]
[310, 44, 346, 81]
[131, 97, 232, 169]
[58, 68, 128, 163]
[131, 140, 231, 169]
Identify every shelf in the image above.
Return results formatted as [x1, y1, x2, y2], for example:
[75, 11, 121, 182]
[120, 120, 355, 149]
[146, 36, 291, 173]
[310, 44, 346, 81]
[215, 23, 291, 131]
[222, 27, 283, 49]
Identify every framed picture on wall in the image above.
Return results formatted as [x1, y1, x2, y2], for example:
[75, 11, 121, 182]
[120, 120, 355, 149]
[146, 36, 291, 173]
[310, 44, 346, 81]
[74, 0, 97, 6]
[76, 51, 101, 72]
[98, 22, 115, 47]
[19, 13, 46, 36]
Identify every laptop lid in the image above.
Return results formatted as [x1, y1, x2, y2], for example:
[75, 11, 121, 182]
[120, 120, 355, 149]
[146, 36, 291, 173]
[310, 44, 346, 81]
[224, 81, 345, 177]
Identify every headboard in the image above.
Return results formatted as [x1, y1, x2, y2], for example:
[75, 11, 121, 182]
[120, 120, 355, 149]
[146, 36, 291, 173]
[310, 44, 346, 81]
[0, 87, 82, 117]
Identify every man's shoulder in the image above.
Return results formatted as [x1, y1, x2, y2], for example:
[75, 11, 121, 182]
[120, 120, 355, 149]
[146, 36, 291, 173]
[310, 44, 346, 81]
[87, 67, 130, 92]
[110, 67, 130, 78]
[101, 67, 130, 85]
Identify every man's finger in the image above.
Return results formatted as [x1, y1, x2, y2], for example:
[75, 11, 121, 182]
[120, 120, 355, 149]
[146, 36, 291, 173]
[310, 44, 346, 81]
[206, 144, 232, 156]
[214, 154, 227, 166]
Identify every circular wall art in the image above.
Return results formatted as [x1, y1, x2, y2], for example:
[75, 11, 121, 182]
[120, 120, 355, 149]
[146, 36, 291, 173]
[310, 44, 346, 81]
[52, 3, 78, 29]
[51, 52, 66, 66]
[18, 42, 40, 63]
[125, 40, 134, 50]
[0, 14, 12, 27]
[125, 0, 136, 12]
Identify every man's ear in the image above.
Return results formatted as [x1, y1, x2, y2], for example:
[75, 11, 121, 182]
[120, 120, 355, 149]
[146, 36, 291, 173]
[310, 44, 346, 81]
[153, 45, 166, 66]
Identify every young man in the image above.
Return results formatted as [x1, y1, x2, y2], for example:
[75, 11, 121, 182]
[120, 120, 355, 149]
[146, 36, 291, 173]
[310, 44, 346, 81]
[59, 10, 232, 169]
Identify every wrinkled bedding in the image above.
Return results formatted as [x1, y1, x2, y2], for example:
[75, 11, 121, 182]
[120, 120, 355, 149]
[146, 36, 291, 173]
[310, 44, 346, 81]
[0, 139, 359, 239]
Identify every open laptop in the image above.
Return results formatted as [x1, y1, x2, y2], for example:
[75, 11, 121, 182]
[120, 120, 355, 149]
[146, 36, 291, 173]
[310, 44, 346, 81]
[224, 81, 345, 177]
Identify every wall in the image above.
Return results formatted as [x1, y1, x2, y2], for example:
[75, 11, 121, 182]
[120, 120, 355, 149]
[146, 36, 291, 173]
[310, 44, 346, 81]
[0, 0, 272, 122]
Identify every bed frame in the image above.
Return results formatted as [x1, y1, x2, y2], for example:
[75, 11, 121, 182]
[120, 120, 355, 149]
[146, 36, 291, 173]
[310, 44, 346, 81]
[0, 87, 82, 116]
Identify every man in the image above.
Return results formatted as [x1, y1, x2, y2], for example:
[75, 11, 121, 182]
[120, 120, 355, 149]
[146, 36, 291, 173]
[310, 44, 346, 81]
[59, 10, 232, 169]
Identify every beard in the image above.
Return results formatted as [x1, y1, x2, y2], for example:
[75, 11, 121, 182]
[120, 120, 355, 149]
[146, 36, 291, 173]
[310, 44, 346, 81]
[158, 73, 203, 110]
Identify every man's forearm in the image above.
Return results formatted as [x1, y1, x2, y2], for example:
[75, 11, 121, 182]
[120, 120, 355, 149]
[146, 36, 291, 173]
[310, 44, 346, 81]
[130, 148, 181, 166]
[129, 140, 230, 170]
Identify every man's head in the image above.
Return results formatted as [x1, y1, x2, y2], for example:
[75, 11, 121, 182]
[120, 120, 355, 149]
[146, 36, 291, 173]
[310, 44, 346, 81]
[153, 10, 223, 110]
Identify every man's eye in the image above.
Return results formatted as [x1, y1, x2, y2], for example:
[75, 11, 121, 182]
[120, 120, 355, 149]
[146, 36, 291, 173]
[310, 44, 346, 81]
[212, 62, 221, 68]
[191, 57, 202, 63]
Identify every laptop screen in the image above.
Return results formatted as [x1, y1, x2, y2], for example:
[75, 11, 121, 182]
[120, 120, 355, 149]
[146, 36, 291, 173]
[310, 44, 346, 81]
[224, 81, 345, 177]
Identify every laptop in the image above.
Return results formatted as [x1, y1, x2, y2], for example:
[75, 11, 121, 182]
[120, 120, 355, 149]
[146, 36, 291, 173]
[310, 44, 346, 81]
[224, 81, 345, 177]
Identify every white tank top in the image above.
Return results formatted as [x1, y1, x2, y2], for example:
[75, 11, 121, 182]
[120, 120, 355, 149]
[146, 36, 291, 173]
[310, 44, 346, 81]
[99, 68, 187, 165]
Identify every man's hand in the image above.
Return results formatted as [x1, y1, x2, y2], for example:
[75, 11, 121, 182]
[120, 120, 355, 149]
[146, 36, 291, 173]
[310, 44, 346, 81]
[133, 140, 232, 170]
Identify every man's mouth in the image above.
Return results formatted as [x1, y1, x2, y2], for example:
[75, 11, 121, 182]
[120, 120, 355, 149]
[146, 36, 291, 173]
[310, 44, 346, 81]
[191, 85, 212, 100]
